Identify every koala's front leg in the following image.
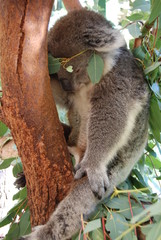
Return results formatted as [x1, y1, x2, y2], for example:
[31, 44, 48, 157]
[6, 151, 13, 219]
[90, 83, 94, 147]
[74, 86, 141, 199]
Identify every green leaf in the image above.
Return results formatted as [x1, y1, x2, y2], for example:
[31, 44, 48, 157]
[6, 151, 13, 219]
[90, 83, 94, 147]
[0, 157, 16, 170]
[105, 212, 132, 239]
[149, 96, 161, 142]
[48, 53, 61, 74]
[144, 62, 161, 74]
[8, 199, 27, 215]
[5, 223, 20, 240]
[0, 121, 8, 137]
[131, 0, 150, 12]
[133, 46, 146, 60]
[87, 52, 104, 84]
[151, 82, 161, 99]
[12, 162, 23, 177]
[104, 195, 142, 220]
[132, 169, 148, 188]
[146, 145, 157, 158]
[145, 155, 161, 169]
[126, 22, 141, 38]
[149, 0, 161, 23]
[19, 210, 31, 236]
[84, 219, 101, 234]
[0, 212, 15, 228]
[131, 200, 161, 223]
[91, 228, 104, 240]
[127, 13, 144, 21]
[66, 65, 73, 73]
[13, 187, 27, 201]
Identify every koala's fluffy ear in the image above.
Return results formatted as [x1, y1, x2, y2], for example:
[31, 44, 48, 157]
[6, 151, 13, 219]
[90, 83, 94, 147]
[82, 27, 125, 53]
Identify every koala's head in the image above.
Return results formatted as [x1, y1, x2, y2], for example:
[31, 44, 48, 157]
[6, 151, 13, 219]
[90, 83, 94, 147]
[56, 50, 92, 92]
[48, 9, 125, 92]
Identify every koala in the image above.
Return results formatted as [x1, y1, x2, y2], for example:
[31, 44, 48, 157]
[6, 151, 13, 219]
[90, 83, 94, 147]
[50, 67, 93, 164]
[21, 9, 149, 240]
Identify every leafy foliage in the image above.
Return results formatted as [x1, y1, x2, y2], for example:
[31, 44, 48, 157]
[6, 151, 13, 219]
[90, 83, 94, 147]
[0, 157, 30, 239]
[0, 0, 161, 239]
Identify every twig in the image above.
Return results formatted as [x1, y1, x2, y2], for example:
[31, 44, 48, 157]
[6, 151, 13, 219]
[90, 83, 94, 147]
[128, 193, 137, 238]
[151, 17, 159, 55]
[11, 199, 27, 226]
[110, 187, 149, 199]
[102, 217, 107, 240]
[81, 214, 87, 240]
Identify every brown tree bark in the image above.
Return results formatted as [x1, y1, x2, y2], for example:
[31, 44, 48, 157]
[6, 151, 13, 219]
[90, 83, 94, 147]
[63, 0, 82, 11]
[0, 0, 73, 227]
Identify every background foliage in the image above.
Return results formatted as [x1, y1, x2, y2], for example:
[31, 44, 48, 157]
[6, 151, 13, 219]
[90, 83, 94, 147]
[0, 0, 161, 239]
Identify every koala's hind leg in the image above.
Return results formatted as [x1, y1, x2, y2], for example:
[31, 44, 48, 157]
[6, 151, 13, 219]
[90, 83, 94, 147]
[20, 152, 143, 240]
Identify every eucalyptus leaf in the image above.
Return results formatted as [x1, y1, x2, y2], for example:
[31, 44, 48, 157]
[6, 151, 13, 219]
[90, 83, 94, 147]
[127, 13, 144, 21]
[5, 223, 20, 240]
[131, 200, 161, 223]
[149, 96, 161, 142]
[0, 121, 8, 137]
[91, 228, 104, 240]
[19, 210, 31, 236]
[144, 62, 161, 74]
[48, 53, 61, 74]
[8, 199, 27, 215]
[149, 0, 161, 23]
[0, 157, 16, 170]
[126, 22, 141, 38]
[13, 187, 27, 201]
[105, 212, 132, 239]
[145, 155, 161, 169]
[133, 46, 145, 60]
[0, 212, 15, 228]
[146, 220, 161, 240]
[131, 0, 150, 12]
[87, 52, 104, 84]
[12, 162, 23, 177]
[84, 219, 101, 233]
[66, 65, 73, 73]
[104, 195, 142, 220]
[151, 82, 161, 99]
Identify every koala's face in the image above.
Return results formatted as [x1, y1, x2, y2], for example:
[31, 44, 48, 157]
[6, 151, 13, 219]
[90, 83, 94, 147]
[57, 52, 91, 92]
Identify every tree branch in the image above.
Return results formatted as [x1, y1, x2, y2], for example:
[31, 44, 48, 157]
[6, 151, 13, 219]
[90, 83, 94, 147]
[63, 0, 82, 11]
[0, 0, 73, 226]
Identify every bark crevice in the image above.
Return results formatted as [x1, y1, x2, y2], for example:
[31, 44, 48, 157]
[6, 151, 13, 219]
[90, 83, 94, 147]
[16, 0, 28, 93]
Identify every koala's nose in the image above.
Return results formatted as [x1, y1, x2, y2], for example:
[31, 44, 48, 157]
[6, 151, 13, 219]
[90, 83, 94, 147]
[59, 78, 73, 92]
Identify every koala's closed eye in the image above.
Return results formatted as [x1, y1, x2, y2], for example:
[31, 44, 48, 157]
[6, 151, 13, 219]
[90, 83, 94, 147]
[59, 78, 74, 92]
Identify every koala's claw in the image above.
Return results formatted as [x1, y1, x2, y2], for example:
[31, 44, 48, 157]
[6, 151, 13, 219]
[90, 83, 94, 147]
[74, 163, 109, 199]
[74, 163, 87, 178]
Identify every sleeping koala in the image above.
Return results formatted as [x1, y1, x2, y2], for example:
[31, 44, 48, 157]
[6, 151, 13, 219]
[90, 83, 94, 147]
[21, 8, 149, 240]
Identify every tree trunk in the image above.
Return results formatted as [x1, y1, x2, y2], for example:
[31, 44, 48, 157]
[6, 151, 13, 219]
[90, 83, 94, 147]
[0, 0, 73, 227]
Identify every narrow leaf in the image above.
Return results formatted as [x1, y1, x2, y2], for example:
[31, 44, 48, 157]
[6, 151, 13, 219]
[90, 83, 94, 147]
[48, 53, 61, 74]
[0, 157, 16, 170]
[87, 52, 104, 84]
[149, 0, 161, 23]
[19, 210, 31, 236]
[144, 62, 161, 74]
[0, 121, 8, 137]
[84, 219, 101, 234]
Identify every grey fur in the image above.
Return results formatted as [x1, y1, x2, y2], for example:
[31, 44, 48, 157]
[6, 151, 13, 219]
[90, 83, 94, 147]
[22, 9, 149, 240]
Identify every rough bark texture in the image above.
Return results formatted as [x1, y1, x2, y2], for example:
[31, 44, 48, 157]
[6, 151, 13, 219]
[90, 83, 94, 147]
[0, 0, 73, 226]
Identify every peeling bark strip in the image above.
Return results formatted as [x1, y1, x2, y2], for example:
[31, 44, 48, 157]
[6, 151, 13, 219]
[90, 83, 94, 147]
[0, 0, 73, 226]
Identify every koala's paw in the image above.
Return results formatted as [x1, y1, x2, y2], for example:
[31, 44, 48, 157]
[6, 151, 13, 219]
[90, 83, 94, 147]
[74, 163, 109, 199]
